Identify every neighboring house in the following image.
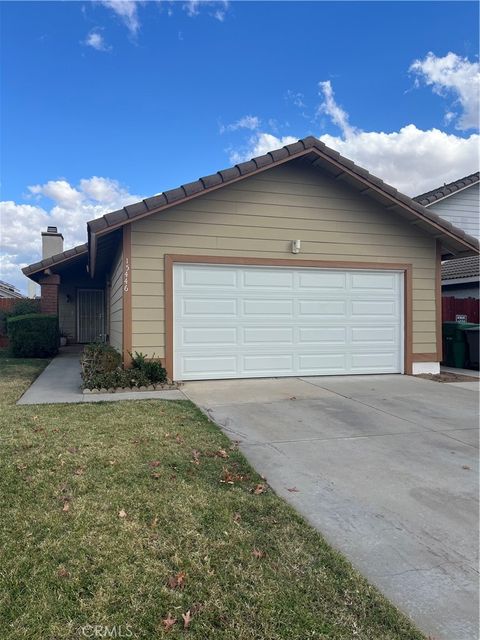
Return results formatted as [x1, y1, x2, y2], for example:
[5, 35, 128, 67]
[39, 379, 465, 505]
[414, 172, 479, 298]
[0, 280, 24, 299]
[23, 137, 479, 380]
[441, 256, 479, 299]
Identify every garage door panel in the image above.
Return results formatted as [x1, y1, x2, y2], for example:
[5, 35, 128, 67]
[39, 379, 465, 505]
[298, 326, 346, 344]
[298, 271, 347, 289]
[244, 326, 294, 344]
[243, 299, 293, 316]
[351, 352, 399, 371]
[174, 264, 403, 380]
[183, 355, 238, 376]
[182, 327, 238, 346]
[351, 326, 397, 345]
[181, 266, 237, 288]
[243, 269, 293, 288]
[243, 354, 294, 374]
[298, 352, 347, 372]
[299, 300, 347, 317]
[183, 298, 237, 316]
[351, 300, 397, 317]
[350, 272, 398, 291]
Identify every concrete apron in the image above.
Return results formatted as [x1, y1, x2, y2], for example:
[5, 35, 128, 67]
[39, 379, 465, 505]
[16, 351, 185, 405]
[183, 375, 479, 640]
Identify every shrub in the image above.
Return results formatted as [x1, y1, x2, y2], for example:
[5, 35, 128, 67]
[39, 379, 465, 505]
[7, 313, 59, 358]
[80, 343, 122, 386]
[131, 351, 167, 383]
[80, 344, 168, 389]
[0, 299, 40, 334]
[83, 368, 151, 390]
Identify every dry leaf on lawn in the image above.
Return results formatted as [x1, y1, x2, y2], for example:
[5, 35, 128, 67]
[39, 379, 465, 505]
[216, 449, 228, 459]
[162, 613, 177, 631]
[252, 548, 265, 559]
[182, 610, 192, 629]
[57, 567, 70, 578]
[233, 512, 241, 523]
[62, 501, 70, 512]
[149, 460, 161, 468]
[118, 509, 127, 518]
[168, 571, 186, 589]
[252, 483, 266, 495]
[192, 450, 200, 465]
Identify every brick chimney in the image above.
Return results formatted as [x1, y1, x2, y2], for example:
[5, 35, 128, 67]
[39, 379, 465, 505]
[39, 226, 63, 315]
[42, 226, 64, 259]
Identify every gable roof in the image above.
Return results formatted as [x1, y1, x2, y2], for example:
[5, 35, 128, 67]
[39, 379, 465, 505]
[442, 255, 480, 282]
[23, 243, 88, 277]
[414, 172, 479, 207]
[24, 137, 479, 279]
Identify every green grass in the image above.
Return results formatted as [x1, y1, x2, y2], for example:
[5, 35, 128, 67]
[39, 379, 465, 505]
[0, 354, 424, 639]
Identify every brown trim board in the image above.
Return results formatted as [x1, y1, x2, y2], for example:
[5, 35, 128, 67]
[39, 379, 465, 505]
[122, 226, 132, 366]
[164, 254, 415, 380]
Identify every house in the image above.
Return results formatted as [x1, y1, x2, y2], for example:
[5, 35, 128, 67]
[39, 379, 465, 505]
[414, 172, 479, 298]
[0, 280, 24, 299]
[23, 137, 479, 380]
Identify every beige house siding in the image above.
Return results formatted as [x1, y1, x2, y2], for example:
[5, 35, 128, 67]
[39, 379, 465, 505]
[129, 161, 437, 359]
[109, 246, 123, 353]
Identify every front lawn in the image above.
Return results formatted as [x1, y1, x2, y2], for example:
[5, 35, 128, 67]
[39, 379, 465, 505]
[0, 354, 424, 639]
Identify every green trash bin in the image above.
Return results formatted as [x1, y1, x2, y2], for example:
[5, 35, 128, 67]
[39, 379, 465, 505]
[460, 325, 480, 369]
[442, 322, 476, 368]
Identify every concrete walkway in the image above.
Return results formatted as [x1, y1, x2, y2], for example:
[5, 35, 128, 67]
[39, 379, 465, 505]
[184, 375, 479, 640]
[17, 350, 184, 405]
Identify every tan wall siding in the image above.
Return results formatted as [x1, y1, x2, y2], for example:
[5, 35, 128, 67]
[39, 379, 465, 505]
[130, 162, 437, 358]
[109, 246, 123, 353]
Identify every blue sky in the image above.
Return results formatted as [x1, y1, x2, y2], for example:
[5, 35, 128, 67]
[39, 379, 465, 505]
[1, 1, 479, 291]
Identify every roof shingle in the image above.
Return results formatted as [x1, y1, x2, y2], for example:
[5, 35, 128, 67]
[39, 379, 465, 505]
[414, 172, 479, 206]
[442, 256, 480, 281]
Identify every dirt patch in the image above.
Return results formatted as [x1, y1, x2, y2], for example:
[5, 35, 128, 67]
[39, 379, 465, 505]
[416, 371, 479, 383]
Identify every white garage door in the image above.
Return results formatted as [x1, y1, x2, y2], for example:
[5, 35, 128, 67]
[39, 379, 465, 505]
[173, 264, 403, 380]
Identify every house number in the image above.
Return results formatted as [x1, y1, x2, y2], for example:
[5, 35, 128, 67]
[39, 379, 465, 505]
[124, 257, 130, 292]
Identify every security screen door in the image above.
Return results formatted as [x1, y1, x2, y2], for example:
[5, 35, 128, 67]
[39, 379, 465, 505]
[77, 289, 105, 343]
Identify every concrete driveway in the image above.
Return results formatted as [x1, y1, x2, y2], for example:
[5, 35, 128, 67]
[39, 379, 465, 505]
[184, 375, 479, 640]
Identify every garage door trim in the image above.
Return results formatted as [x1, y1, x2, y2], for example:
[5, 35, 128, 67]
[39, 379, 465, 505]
[165, 255, 413, 380]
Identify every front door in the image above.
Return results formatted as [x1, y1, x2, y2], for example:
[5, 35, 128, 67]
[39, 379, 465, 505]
[77, 289, 105, 343]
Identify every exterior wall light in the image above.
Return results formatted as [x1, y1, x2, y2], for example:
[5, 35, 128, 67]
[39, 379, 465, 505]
[291, 239, 301, 254]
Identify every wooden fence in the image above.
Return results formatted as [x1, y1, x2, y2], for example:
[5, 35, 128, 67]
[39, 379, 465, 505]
[442, 296, 479, 324]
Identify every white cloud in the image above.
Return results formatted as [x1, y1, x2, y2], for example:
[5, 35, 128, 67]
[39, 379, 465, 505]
[1, 177, 141, 293]
[84, 29, 111, 52]
[100, 0, 141, 36]
[320, 126, 479, 195]
[183, 1, 230, 21]
[228, 78, 479, 196]
[410, 52, 480, 131]
[285, 90, 306, 109]
[220, 115, 260, 134]
[229, 133, 299, 165]
[318, 80, 357, 138]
